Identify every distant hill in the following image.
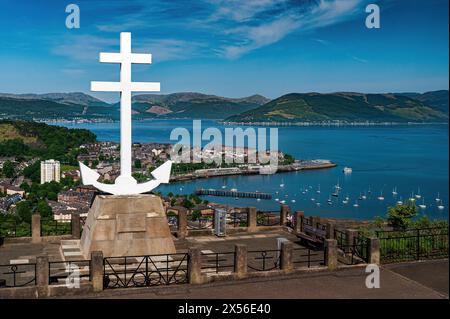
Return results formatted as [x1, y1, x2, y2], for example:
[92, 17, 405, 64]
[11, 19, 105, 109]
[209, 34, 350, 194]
[0, 92, 269, 120]
[225, 92, 449, 123]
[398, 90, 448, 114]
[128, 92, 270, 119]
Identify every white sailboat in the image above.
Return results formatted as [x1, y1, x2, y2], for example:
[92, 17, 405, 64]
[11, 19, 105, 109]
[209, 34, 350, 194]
[436, 192, 441, 202]
[342, 199, 349, 204]
[291, 199, 296, 203]
[419, 197, 426, 209]
[327, 196, 332, 205]
[415, 187, 421, 199]
[438, 200, 445, 210]
[316, 184, 321, 194]
[392, 186, 398, 195]
[353, 201, 359, 207]
[378, 190, 384, 201]
[362, 191, 367, 200]
[335, 180, 341, 191]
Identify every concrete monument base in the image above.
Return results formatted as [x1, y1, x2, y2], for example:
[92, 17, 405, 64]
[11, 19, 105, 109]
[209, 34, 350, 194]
[80, 194, 176, 258]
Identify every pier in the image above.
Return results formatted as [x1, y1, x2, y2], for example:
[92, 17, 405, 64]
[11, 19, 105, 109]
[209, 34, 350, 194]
[195, 188, 272, 199]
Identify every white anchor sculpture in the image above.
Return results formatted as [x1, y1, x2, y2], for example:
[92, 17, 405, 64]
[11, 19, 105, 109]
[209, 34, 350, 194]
[79, 32, 172, 195]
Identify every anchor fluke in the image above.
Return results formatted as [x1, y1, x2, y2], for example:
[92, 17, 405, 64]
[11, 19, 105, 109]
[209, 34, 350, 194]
[151, 160, 172, 183]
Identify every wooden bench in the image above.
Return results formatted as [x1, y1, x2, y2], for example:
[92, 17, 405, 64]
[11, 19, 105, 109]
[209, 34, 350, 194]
[297, 224, 326, 247]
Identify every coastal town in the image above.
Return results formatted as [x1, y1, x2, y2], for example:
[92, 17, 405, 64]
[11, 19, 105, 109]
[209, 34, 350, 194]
[0, 140, 336, 226]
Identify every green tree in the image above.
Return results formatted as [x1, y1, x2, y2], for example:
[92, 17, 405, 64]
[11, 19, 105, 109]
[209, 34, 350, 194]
[191, 210, 202, 221]
[2, 160, 15, 178]
[182, 198, 194, 209]
[386, 202, 417, 230]
[37, 200, 52, 218]
[134, 159, 142, 169]
[16, 200, 33, 223]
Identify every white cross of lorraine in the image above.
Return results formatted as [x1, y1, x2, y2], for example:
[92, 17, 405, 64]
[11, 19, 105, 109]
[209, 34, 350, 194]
[91, 32, 160, 187]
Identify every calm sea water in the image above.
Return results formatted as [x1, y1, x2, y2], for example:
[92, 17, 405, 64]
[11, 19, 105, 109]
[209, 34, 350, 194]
[60, 120, 449, 221]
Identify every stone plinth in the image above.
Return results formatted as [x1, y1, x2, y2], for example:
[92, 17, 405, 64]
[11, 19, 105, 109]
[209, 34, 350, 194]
[80, 194, 176, 258]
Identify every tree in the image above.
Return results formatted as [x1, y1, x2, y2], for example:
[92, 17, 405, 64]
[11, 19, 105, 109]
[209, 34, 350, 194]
[191, 210, 201, 221]
[386, 202, 417, 230]
[2, 160, 15, 178]
[37, 200, 52, 218]
[182, 198, 194, 209]
[134, 159, 142, 169]
[16, 200, 33, 223]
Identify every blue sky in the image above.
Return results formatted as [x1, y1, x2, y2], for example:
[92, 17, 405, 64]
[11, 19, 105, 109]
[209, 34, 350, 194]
[0, 0, 448, 102]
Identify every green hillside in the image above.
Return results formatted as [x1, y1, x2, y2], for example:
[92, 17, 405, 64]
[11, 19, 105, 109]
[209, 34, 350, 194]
[399, 90, 448, 114]
[225, 92, 449, 123]
[0, 120, 96, 164]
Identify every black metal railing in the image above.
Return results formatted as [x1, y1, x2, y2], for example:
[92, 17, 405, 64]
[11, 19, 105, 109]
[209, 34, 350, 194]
[0, 220, 31, 238]
[40, 218, 72, 236]
[228, 212, 248, 228]
[48, 260, 91, 285]
[292, 247, 326, 268]
[337, 235, 370, 265]
[334, 229, 347, 249]
[247, 250, 281, 271]
[0, 263, 36, 288]
[376, 227, 449, 263]
[103, 253, 189, 289]
[256, 212, 280, 226]
[187, 217, 213, 230]
[201, 252, 235, 274]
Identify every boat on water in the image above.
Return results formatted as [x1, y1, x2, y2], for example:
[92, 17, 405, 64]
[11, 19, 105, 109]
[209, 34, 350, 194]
[334, 180, 341, 190]
[316, 202, 321, 207]
[280, 183, 285, 188]
[436, 192, 441, 202]
[438, 200, 445, 210]
[275, 198, 279, 202]
[343, 167, 352, 174]
[342, 199, 349, 204]
[316, 184, 321, 194]
[362, 192, 367, 200]
[311, 198, 316, 202]
[256, 198, 261, 202]
[345, 194, 350, 201]
[397, 200, 403, 205]
[415, 187, 422, 199]
[291, 199, 296, 203]
[280, 200, 286, 204]
[378, 191, 385, 201]
[230, 188, 238, 192]
[353, 201, 359, 207]
[327, 196, 332, 205]
[419, 197, 426, 209]
[392, 186, 398, 195]
[221, 185, 227, 189]
[332, 191, 339, 197]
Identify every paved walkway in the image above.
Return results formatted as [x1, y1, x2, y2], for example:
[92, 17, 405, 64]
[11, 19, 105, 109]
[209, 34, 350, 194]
[80, 259, 448, 299]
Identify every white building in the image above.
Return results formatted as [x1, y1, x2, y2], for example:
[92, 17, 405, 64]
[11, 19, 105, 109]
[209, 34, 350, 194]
[40, 159, 61, 184]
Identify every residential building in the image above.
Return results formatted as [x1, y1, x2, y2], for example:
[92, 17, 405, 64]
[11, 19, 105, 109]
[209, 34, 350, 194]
[40, 159, 60, 184]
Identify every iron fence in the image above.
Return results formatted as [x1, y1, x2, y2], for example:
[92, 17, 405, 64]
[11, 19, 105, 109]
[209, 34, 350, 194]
[337, 235, 370, 265]
[256, 211, 280, 226]
[40, 218, 72, 236]
[228, 212, 248, 228]
[201, 252, 235, 274]
[376, 227, 449, 263]
[187, 217, 213, 230]
[0, 263, 36, 288]
[48, 260, 91, 285]
[292, 247, 326, 268]
[103, 253, 189, 289]
[0, 219, 31, 238]
[247, 249, 281, 271]
[334, 229, 347, 249]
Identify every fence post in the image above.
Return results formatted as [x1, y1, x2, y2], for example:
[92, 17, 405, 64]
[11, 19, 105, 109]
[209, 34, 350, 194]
[36, 255, 49, 297]
[311, 216, 320, 228]
[234, 244, 247, 278]
[368, 237, 380, 265]
[294, 211, 304, 233]
[32, 214, 41, 243]
[71, 214, 81, 239]
[416, 229, 420, 260]
[188, 247, 203, 284]
[280, 205, 289, 226]
[280, 241, 293, 272]
[177, 208, 188, 239]
[325, 239, 338, 270]
[90, 251, 104, 292]
[247, 207, 257, 232]
[346, 229, 358, 247]
[326, 222, 335, 239]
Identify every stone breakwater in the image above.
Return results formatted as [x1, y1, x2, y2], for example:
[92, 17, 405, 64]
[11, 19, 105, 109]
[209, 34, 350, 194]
[170, 160, 337, 182]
